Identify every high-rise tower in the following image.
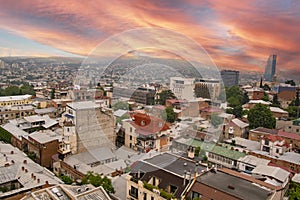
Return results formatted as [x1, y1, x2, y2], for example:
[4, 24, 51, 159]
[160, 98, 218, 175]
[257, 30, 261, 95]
[264, 54, 277, 82]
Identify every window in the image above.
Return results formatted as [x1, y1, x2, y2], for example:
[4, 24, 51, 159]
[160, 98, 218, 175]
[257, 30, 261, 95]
[130, 135, 132, 140]
[264, 139, 269, 145]
[130, 127, 133, 133]
[192, 191, 201, 199]
[143, 192, 147, 200]
[169, 185, 177, 194]
[130, 143, 132, 148]
[276, 149, 279, 154]
[129, 186, 138, 198]
[151, 197, 154, 200]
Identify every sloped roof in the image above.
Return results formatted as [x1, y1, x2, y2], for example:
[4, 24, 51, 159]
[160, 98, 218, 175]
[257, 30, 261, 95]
[252, 165, 290, 183]
[231, 118, 249, 128]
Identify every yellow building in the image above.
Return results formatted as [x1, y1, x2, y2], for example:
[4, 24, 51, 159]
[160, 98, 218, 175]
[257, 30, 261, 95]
[0, 94, 32, 106]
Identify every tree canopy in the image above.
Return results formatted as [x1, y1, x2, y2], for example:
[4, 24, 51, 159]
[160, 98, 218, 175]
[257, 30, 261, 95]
[162, 106, 176, 123]
[82, 172, 115, 194]
[0, 84, 35, 96]
[156, 90, 176, 105]
[248, 104, 276, 129]
[225, 86, 249, 118]
[285, 80, 296, 86]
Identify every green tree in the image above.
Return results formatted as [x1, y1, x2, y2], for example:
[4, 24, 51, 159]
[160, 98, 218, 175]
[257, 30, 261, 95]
[288, 181, 300, 200]
[195, 147, 201, 157]
[271, 94, 281, 107]
[295, 90, 300, 107]
[261, 92, 269, 101]
[50, 88, 55, 99]
[285, 80, 296, 86]
[60, 175, 73, 184]
[248, 104, 276, 129]
[20, 83, 36, 96]
[4, 85, 20, 96]
[163, 106, 176, 123]
[156, 90, 176, 105]
[82, 172, 115, 194]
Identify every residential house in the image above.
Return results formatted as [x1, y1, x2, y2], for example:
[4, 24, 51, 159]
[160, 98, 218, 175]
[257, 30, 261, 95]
[224, 118, 249, 139]
[126, 153, 206, 200]
[186, 168, 280, 200]
[123, 113, 170, 152]
[260, 135, 291, 157]
[21, 129, 62, 168]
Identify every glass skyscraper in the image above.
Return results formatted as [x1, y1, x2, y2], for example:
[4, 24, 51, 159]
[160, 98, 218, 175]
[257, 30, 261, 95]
[264, 54, 277, 81]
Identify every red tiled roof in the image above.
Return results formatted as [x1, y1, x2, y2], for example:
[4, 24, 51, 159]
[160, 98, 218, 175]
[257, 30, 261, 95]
[130, 113, 170, 136]
[278, 131, 300, 140]
[263, 134, 284, 142]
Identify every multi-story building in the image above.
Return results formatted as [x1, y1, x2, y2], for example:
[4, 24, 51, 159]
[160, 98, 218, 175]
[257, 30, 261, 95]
[223, 118, 249, 139]
[64, 101, 115, 153]
[0, 105, 35, 124]
[0, 94, 32, 107]
[0, 143, 62, 199]
[264, 54, 277, 82]
[123, 113, 170, 152]
[113, 87, 156, 105]
[249, 127, 300, 150]
[260, 135, 291, 156]
[194, 78, 221, 100]
[170, 77, 195, 100]
[21, 129, 62, 168]
[221, 70, 239, 88]
[126, 153, 206, 200]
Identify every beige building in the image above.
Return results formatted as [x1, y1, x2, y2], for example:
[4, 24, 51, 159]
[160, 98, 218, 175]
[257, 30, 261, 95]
[123, 113, 170, 152]
[64, 101, 115, 153]
[224, 118, 249, 139]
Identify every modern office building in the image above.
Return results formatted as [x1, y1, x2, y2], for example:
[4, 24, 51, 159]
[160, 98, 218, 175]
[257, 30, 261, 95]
[264, 54, 277, 82]
[170, 77, 195, 100]
[221, 70, 239, 88]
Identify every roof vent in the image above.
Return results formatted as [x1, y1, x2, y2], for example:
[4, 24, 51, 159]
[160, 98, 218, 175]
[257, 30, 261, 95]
[228, 185, 235, 190]
[183, 162, 187, 166]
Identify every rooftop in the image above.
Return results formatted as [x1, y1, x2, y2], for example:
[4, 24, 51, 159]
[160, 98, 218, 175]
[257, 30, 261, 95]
[270, 107, 288, 114]
[0, 94, 32, 102]
[28, 130, 62, 144]
[252, 165, 290, 183]
[196, 169, 272, 200]
[230, 118, 249, 128]
[67, 101, 100, 110]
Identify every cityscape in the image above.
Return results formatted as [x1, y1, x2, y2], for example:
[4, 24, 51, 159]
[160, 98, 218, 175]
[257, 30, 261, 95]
[0, 1, 300, 200]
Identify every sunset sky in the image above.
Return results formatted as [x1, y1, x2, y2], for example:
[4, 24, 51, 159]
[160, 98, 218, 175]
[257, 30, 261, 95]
[0, 0, 299, 78]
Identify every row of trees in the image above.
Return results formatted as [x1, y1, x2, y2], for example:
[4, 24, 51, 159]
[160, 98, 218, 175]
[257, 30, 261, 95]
[0, 84, 35, 96]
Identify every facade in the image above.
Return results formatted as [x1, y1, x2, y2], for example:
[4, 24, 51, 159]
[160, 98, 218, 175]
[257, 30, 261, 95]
[64, 101, 115, 153]
[21, 130, 62, 168]
[126, 153, 206, 200]
[264, 54, 277, 82]
[277, 118, 300, 134]
[260, 135, 291, 157]
[113, 87, 156, 105]
[170, 77, 195, 100]
[221, 70, 239, 88]
[194, 78, 221, 100]
[123, 113, 170, 152]
[0, 105, 35, 124]
[224, 118, 249, 139]
[0, 94, 32, 107]
[249, 127, 300, 150]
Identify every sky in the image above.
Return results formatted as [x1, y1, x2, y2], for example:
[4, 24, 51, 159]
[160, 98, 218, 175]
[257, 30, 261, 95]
[0, 0, 299, 78]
